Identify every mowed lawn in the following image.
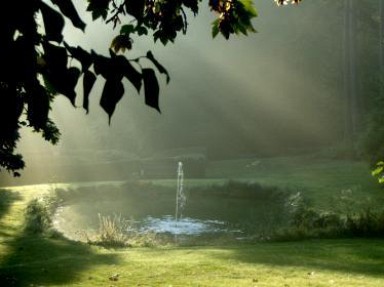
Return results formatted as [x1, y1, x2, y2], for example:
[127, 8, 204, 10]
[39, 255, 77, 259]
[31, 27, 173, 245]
[1, 234, 384, 286]
[0, 157, 384, 286]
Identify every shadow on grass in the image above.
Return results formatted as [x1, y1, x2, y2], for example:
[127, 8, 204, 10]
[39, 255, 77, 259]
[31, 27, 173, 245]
[0, 234, 120, 287]
[0, 188, 121, 287]
[214, 239, 384, 277]
[0, 189, 22, 221]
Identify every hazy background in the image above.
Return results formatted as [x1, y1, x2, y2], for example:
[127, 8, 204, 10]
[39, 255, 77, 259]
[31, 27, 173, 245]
[2, 0, 346, 184]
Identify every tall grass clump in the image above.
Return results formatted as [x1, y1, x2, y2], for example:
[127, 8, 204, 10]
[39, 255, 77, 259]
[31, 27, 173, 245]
[95, 213, 130, 247]
[86, 214, 160, 248]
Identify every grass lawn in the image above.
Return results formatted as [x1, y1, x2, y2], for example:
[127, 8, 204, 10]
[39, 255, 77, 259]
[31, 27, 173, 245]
[1, 157, 384, 286]
[205, 155, 384, 212]
[1, 233, 384, 286]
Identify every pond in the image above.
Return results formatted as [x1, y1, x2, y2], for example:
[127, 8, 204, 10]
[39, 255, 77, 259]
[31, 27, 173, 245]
[52, 180, 293, 243]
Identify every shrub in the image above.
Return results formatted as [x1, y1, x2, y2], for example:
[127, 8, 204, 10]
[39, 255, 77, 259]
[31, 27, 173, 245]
[24, 196, 61, 237]
[274, 197, 384, 241]
[344, 210, 384, 237]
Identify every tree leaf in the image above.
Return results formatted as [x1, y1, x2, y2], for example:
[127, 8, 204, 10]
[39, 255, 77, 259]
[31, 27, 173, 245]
[62, 67, 81, 105]
[0, 151, 25, 176]
[43, 42, 68, 72]
[110, 35, 132, 53]
[86, 0, 110, 21]
[146, 51, 170, 84]
[0, 85, 23, 138]
[41, 119, 61, 144]
[44, 66, 80, 105]
[91, 50, 114, 79]
[137, 26, 148, 36]
[64, 43, 93, 72]
[13, 36, 36, 82]
[100, 79, 125, 123]
[83, 70, 97, 113]
[142, 68, 160, 112]
[115, 56, 142, 92]
[372, 165, 384, 176]
[92, 51, 142, 93]
[39, 2, 65, 43]
[42, 42, 79, 102]
[182, 0, 199, 15]
[239, 0, 258, 17]
[120, 24, 135, 35]
[50, 0, 86, 31]
[124, 0, 145, 21]
[27, 84, 50, 130]
[211, 18, 220, 38]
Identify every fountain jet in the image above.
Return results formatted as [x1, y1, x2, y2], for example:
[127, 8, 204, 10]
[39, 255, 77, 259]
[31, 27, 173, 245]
[175, 161, 186, 221]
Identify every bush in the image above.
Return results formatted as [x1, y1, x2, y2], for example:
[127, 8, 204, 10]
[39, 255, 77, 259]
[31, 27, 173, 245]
[274, 197, 384, 241]
[24, 196, 61, 237]
[344, 210, 384, 237]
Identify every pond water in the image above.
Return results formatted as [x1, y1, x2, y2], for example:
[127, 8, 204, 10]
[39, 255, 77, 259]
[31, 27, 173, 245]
[52, 181, 292, 242]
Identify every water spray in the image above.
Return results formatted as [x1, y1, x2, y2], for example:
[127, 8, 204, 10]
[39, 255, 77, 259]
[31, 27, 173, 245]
[175, 161, 186, 221]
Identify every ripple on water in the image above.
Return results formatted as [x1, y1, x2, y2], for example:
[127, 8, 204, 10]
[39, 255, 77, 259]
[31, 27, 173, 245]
[138, 215, 235, 235]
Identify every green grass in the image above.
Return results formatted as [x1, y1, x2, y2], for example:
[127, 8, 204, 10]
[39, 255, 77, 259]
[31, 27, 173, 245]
[204, 155, 384, 212]
[2, 231, 384, 286]
[1, 157, 384, 286]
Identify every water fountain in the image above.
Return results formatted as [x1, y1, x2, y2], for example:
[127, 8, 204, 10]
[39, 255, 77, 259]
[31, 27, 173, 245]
[139, 161, 228, 236]
[175, 161, 186, 221]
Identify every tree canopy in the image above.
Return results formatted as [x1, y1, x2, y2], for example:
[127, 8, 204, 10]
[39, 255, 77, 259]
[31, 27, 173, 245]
[0, 0, 302, 177]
